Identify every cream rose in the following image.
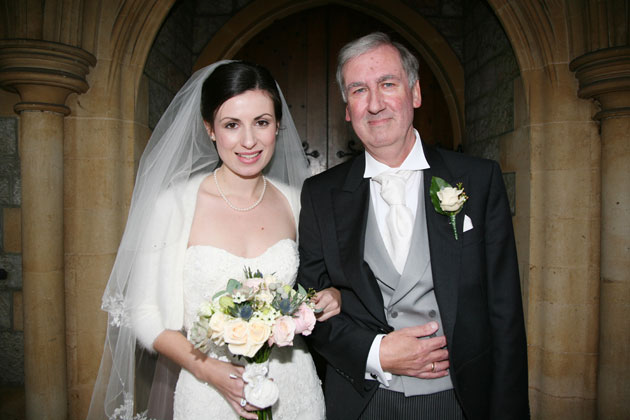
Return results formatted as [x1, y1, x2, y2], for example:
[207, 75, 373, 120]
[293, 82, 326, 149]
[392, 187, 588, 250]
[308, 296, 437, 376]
[223, 319, 252, 356]
[437, 186, 466, 212]
[223, 319, 270, 358]
[293, 303, 316, 336]
[248, 320, 271, 347]
[209, 312, 227, 344]
[272, 316, 296, 347]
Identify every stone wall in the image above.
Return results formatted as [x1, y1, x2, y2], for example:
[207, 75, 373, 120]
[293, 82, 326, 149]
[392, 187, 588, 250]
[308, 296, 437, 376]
[145, 0, 256, 130]
[401, 0, 464, 62]
[463, 0, 519, 161]
[145, 0, 195, 129]
[0, 115, 23, 389]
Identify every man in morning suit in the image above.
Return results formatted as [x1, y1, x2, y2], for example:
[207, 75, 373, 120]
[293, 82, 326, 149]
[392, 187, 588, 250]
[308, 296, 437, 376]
[298, 32, 529, 419]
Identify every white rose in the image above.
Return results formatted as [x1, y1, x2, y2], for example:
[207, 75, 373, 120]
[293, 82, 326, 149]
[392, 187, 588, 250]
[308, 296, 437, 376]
[198, 302, 215, 317]
[437, 187, 466, 212]
[263, 274, 280, 288]
[256, 290, 274, 305]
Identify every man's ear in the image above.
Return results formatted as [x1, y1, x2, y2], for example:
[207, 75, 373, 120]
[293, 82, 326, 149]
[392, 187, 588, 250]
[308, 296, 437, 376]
[345, 105, 351, 122]
[412, 80, 422, 108]
[411, 80, 422, 108]
[203, 121, 215, 140]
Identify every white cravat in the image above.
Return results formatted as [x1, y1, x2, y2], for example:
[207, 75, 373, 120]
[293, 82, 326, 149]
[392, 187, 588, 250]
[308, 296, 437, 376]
[363, 130, 430, 385]
[371, 170, 415, 273]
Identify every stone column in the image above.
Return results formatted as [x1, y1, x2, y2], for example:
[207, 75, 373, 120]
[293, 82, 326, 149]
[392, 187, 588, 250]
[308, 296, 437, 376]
[0, 39, 95, 420]
[571, 46, 630, 419]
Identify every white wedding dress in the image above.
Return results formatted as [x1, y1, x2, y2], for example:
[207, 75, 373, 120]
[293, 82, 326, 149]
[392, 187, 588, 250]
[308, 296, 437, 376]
[173, 238, 326, 420]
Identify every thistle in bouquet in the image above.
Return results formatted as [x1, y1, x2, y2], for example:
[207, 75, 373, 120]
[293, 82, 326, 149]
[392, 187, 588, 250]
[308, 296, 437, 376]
[189, 267, 319, 420]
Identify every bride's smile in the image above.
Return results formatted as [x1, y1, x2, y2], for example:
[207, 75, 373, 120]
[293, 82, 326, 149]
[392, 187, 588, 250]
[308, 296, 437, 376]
[206, 89, 278, 179]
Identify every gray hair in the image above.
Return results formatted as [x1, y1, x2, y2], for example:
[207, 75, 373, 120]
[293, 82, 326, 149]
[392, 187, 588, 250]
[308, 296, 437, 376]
[336, 32, 420, 103]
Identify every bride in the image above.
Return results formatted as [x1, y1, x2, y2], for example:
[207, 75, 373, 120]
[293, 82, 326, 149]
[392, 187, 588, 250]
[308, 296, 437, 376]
[87, 61, 339, 420]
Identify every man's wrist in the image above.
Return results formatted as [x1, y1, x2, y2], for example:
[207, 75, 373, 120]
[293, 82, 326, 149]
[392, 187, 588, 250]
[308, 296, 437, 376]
[364, 334, 392, 385]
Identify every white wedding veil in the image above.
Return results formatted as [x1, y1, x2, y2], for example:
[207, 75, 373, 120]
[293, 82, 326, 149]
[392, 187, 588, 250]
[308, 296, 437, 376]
[87, 60, 310, 420]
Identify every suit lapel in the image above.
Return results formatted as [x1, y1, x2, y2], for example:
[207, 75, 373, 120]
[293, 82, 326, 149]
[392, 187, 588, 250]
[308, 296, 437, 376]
[332, 155, 388, 326]
[423, 144, 465, 344]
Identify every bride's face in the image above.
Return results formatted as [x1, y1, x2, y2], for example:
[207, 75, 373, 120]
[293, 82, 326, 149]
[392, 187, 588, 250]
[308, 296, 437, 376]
[207, 89, 278, 179]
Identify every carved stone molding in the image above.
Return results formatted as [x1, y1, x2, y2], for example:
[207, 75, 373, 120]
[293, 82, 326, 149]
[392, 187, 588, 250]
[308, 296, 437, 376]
[570, 46, 630, 119]
[0, 39, 96, 115]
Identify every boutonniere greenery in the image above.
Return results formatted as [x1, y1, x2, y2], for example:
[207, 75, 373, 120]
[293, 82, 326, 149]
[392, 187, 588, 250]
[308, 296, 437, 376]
[429, 176, 469, 240]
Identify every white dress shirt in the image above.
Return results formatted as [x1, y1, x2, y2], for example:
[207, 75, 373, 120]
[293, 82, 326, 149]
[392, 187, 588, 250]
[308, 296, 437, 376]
[363, 130, 430, 385]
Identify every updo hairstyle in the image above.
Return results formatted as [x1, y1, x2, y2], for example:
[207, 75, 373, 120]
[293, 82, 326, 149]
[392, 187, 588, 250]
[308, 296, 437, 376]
[200, 61, 283, 127]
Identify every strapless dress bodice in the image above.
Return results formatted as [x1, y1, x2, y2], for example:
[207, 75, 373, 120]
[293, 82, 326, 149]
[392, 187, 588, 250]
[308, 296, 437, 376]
[182, 238, 299, 330]
[173, 238, 324, 420]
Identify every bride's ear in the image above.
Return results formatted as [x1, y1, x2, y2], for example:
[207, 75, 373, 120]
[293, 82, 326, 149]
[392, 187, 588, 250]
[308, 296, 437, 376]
[203, 121, 215, 141]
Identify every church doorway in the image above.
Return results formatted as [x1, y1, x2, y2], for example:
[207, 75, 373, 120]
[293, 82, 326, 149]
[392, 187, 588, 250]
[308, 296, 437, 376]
[229, 5, 454, 173]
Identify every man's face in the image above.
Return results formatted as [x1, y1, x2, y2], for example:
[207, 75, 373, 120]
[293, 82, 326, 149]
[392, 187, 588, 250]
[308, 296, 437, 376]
[342, 44, 421, 164]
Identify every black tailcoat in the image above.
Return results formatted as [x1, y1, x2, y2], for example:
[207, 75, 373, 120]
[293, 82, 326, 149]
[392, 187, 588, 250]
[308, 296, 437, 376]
[298, 143, 529, 419]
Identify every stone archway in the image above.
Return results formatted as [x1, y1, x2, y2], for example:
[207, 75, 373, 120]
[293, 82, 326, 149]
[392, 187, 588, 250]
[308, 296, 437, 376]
[4, 1, 627, 419]
[490, 0, 602, 417]
[194, 0, 465, 151]
[486, 1, 629, 418]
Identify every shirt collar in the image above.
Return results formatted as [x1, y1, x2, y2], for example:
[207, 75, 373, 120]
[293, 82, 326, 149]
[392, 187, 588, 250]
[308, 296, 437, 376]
[363, 129, 430, 178]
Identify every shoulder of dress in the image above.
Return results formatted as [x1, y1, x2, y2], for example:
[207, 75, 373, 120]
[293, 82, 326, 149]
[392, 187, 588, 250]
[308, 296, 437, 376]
[266, 178, 297, 197]
[156, 172, 209, 203]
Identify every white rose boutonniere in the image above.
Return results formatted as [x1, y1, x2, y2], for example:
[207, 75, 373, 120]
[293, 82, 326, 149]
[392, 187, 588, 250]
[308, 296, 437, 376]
[430, 176, 469, 240]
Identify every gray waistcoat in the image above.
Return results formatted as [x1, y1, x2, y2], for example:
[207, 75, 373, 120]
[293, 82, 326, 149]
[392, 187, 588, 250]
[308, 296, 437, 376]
[364, 180, 454, 396]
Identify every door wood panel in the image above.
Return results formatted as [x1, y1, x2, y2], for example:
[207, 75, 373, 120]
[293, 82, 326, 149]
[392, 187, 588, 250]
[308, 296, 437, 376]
[234, 5, 453, 173]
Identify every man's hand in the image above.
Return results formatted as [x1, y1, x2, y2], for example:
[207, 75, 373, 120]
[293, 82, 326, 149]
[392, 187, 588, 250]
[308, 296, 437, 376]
[313, 287, 342, 322]
[379, 322, 450, 379]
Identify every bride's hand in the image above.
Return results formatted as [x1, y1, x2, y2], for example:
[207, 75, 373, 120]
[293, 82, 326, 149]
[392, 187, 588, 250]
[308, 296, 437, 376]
[199, 359, 260, 419]
[313, 287, 341, 321]
[153, 330, 260, 418]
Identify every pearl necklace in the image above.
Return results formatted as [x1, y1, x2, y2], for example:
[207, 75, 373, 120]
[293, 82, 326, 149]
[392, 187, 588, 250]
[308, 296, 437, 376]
[213, 169, 267, 212]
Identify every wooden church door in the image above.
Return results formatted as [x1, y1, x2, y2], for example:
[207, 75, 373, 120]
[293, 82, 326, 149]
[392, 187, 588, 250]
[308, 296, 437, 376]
[234, 5, 453, 174]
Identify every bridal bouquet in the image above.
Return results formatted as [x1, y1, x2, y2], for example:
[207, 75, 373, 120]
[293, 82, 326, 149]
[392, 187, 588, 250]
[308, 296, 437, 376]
[189, 267, 318, 420]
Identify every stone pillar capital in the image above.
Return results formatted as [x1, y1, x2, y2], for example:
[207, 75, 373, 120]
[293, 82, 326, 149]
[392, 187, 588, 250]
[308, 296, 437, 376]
[0, 39, 96, 115]
[570, 46, 630, 120]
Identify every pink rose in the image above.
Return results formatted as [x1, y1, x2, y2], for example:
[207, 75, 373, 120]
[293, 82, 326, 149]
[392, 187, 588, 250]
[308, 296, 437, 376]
[293, 303, 316, 336]
[271, 316, 296, 347]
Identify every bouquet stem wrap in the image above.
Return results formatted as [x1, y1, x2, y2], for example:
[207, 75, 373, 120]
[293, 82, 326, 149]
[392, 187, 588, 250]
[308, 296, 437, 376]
[241, 343, 277, 420]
